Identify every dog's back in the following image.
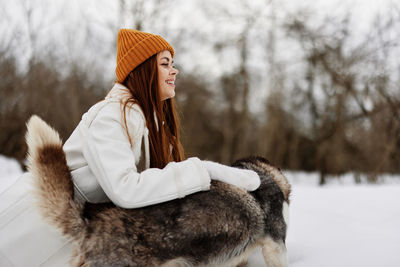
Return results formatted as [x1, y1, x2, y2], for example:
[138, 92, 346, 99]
[26, 115, 290, 267]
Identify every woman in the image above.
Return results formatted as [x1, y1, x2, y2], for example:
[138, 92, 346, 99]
[0, 29, 260, 266]
[64, 29, 260, 208]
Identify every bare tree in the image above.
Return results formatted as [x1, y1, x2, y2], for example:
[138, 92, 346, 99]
[283, 6, 400, 183]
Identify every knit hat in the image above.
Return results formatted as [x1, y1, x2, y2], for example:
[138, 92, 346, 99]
[115, 29, 175, 83]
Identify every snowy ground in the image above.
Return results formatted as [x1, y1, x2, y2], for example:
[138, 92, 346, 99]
[1, 155, 399, 266]
[248, 185, 400, 266]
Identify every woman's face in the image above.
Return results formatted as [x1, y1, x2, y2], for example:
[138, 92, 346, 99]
[157, 50, 179, 101]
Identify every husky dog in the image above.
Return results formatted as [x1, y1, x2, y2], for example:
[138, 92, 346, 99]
[26, 115, 291, 267]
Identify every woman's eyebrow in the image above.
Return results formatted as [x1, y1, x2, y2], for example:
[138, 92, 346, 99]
[160, 57, 174, 64]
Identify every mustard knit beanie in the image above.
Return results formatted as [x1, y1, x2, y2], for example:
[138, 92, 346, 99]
[115, 29, 175, 83]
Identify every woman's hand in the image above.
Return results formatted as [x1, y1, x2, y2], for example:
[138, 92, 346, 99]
[200, 160, 260, 191]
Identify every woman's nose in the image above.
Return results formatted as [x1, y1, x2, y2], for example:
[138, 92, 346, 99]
[171, 67, 179, 75]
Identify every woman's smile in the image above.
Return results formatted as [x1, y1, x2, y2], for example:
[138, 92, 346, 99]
[166, 79, 175, 87]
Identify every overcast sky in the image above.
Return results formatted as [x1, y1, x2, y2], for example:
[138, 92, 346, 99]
[1, 0, 397, 105]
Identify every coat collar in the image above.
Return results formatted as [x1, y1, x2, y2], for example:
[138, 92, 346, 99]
[107, 83, 164, 131]
[105, 83, 131, 101]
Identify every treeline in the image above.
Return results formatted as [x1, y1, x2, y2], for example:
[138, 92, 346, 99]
[1, 0, 399, 184]
[0, 55, 105, 165]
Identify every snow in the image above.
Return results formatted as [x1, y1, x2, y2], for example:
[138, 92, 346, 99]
[1, 155, 399, 266]
[248, 185, 400, 266]
[0, 155, 23, 194]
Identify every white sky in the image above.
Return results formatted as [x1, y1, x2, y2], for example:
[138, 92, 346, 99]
[0, 0, 398, 112]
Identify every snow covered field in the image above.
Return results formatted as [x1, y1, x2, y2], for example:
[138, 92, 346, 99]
[248, 185, 400, 266]
[1, 155, 399, 266]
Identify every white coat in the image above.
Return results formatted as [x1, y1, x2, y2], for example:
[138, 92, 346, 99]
[0, 173, 74, 267]
[63, 82, 211, 208]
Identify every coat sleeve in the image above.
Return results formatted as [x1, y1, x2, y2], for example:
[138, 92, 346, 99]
[79, 103, 211, 208]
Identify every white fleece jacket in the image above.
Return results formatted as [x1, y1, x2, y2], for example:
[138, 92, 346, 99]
[63, 83, 211, 208]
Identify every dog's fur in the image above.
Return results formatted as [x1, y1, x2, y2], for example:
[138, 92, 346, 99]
[26, 115, 291, 267]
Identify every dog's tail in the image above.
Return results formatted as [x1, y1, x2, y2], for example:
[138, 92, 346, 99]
[26, 115, 86, 240]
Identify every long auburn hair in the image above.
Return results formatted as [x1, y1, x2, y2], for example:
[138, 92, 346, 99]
[121, 54, 184, 169]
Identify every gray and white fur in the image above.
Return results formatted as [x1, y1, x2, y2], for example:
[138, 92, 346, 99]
[26, 115, 291, 267]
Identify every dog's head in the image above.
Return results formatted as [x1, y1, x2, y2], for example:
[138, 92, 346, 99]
[231, 156, 291, 203]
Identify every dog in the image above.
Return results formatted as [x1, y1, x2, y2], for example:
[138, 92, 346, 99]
[26, 115, 291, 267]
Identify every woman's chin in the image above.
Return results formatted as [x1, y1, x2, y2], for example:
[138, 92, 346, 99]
[161, 91, 175, 101]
